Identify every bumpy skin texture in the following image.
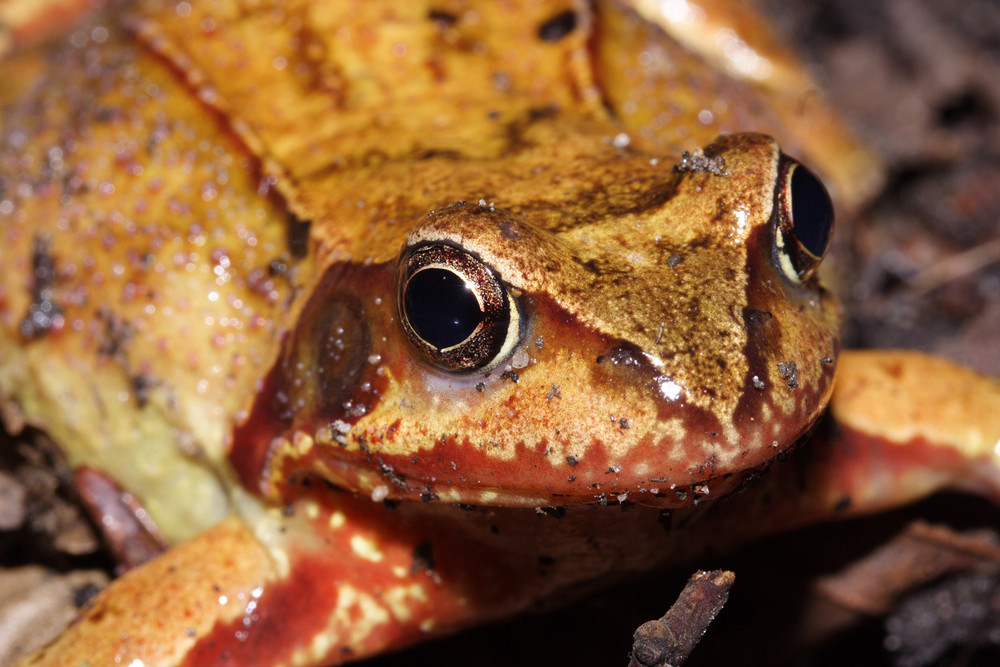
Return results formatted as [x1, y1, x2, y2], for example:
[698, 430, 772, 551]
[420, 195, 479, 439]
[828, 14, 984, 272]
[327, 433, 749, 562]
[1, 0, 855, 538]
[1, 1, 999, 666]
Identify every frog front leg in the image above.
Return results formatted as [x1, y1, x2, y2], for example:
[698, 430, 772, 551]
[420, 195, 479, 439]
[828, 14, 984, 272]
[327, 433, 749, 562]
[14, 488, 597, 667]
[14, 515, 274, 667]
[727, 349, 1000, 538]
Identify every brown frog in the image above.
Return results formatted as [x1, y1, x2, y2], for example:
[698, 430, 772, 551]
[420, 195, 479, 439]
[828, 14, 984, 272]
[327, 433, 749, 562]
[1, 1, 999, 665]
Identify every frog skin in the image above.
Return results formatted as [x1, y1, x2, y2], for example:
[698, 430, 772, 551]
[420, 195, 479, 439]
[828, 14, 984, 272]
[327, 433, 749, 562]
[1, 1, 999, 665]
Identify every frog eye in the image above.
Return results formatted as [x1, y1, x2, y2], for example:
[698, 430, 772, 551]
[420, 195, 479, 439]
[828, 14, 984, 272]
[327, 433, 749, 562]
[397, 243, 520, 373]
[772, 157, 834, 283]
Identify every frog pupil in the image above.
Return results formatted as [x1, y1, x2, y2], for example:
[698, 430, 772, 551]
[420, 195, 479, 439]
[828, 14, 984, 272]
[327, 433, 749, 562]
[404, 268, 484, 349]
[789, 164, 833, 258]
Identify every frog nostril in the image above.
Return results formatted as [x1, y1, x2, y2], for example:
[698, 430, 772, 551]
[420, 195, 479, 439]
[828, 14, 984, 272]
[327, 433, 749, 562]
[538, 10, 578, 42]
[596, 342, 645, 368]
[596, 341, 668, 388]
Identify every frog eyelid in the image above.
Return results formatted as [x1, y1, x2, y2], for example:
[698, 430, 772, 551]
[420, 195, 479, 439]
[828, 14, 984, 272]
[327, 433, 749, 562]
[397, 242, 522, 374]
[771, 155, 835, 284]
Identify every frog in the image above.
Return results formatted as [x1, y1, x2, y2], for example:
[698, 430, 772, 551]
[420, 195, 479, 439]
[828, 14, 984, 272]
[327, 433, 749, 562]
[1, 0, 999, 665]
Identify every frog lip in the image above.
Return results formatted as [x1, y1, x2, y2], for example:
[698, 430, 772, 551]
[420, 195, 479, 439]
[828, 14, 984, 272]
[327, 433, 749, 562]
[260, 424, 770, 511]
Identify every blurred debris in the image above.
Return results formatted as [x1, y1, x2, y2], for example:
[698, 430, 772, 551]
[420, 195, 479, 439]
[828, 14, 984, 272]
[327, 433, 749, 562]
[0, 565, 108, 665]
[0, 423, 112, 665]
[75, 466, 169, 572]
[0, 427, 101, 560]
[794, 521, 1000, 666]
[886, 570, 1000, 667]
[814, 522, 1000, 617]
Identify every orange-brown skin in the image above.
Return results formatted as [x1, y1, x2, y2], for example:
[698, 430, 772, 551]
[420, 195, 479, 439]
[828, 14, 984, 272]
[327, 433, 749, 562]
[1, 1, 999, 666]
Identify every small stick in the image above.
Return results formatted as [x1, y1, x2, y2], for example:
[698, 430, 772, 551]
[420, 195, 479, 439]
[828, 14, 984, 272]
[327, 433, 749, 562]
[628, 569, 735, 667]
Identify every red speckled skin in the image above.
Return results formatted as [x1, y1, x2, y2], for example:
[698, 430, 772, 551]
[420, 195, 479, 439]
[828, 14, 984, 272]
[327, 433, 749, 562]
[2, 2, 1000, 666]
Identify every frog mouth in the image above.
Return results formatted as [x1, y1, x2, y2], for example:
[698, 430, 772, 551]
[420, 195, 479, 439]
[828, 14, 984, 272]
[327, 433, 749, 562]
[240, 381, 831, 513]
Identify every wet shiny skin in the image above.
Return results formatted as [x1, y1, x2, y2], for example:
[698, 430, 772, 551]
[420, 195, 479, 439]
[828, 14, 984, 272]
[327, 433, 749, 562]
[1, 1, 999, 665]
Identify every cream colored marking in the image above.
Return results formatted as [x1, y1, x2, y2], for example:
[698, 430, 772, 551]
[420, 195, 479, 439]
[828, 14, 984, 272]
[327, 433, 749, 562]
[328, 510, 346, 530]
[293, 430, 315, 455]
[314, 423, 335, 446]
[392, 565, 408, 578]
[383, 582, 430, 622]
[350, 534, 385, 563]
[714, 28, 774, 80]
[720, 421, 740, 448]
[293, 584, 391, 666]
[774, 227, 801, 284]
[232, 487, 292, 577]
[434, 486, 549, 507]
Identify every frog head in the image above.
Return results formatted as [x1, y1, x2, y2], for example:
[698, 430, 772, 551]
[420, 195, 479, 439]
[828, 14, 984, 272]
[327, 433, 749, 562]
[232, 132, 839, 509]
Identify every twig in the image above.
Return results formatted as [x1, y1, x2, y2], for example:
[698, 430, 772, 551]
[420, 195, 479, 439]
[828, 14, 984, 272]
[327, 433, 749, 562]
[907, 236, 1000, 294]
[628, 569, 735, 667]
